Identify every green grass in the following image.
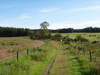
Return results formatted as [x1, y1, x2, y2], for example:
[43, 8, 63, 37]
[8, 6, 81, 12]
[0, 41, 20, 46]
[48, 42, 93, 75]
[0, 41, 58, 75]
[65, 41, 100, 75]
[0, 33, 100, 75]
[54, 33, 100, 75]
[52, 33, 100, 42]
[65, 46, 95, 75]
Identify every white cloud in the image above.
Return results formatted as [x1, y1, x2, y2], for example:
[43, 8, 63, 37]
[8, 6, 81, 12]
[0, 20, 100, 29]
[72, 6, 100, 11]
[3, 20, 9, 22]
[19, 14, 33, 19]
[40, 8, 60, 13]
[55, 6, 100, 15]
[76, 20, 100, 26]
[64, 6, 100, 13]
[49, 23, 70, 29]
[0, 16, 3, 19]
[49, 20, 100, 29]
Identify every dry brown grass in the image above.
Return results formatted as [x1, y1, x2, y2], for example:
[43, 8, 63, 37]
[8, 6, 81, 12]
[0, 37, 44, 59]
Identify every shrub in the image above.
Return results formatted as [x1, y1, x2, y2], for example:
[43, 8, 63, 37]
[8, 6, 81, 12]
[29, 30, 51, 40]
[52, 33, 62, 41]
[74, 35, 88, 42]
[62, 35, 73, 44]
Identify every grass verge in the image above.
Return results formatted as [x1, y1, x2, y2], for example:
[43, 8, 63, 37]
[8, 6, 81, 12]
[66, 46, 100, 75]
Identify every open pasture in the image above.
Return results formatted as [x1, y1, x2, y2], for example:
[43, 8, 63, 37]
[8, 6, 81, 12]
[0, 37, 44, 59]
[61, 33, 100, 41]
[0, 33, 100, 75]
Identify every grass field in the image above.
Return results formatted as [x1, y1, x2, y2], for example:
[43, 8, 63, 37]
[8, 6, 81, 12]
[0, 33, 100, 75]
[53, 33, 100, 41]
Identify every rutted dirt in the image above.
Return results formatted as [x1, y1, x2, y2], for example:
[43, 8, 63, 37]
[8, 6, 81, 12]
[43, 42, 69, 75]
[43, 51, 58, 75]
[48, 49, 68, 75]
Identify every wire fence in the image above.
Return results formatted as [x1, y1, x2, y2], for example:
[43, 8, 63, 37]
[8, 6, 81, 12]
[69, 44, 100, 64]
[0, 47, 40, 61]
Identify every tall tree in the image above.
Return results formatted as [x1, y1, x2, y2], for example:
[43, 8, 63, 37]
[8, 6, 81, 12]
[40, 21, 49, 29]
[40, 21, 50, 39]
[29, 21, 51, 40]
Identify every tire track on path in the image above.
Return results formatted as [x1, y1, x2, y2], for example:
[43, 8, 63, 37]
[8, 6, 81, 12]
[43, 44, 70, 75]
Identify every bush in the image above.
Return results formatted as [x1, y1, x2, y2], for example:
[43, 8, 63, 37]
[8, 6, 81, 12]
[29, 31, 41, 40]
[29, 30, 51, 40]
[74, 35, 88, 42]
[52, 33, 62, 41]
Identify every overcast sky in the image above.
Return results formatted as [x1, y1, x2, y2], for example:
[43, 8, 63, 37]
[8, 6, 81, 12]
[0, 0, 100, 29]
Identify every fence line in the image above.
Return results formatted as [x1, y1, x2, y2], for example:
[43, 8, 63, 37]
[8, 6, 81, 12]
[68, 44, 99, 63]
[0, 45, 43, 61]
[0, 48, 36, 61]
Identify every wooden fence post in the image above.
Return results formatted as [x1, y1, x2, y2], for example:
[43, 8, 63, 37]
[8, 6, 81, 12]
[27, 49, 29, 55]
[17, 51, 19, 61]
[89, 50, 92, 62]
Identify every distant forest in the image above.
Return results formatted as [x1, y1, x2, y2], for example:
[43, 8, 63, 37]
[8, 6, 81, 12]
[50, 27, 100, 33]
[0, 27, 29, 37]
[0, 26, 100, 37]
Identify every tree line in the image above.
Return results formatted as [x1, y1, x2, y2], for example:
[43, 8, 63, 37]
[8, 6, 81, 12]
[0, 27, 29, 37]
[0, 25, 100, 37]
[50, 27, 100, 33]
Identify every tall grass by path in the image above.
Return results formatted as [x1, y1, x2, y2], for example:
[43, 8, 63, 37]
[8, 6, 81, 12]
[66, 43, 100, 75]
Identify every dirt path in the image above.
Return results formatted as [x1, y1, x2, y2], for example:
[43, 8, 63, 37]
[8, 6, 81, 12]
[43, 44, 70, 75]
